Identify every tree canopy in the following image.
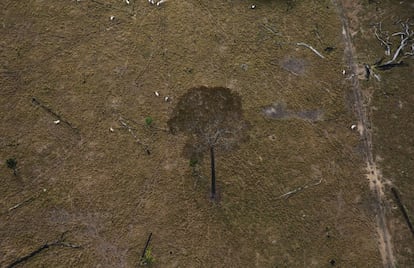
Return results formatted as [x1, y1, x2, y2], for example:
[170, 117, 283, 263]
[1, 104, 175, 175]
[168, 86, 249, 159]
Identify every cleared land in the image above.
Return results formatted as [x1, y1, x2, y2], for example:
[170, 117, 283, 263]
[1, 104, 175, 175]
[1, 0, 413, 267]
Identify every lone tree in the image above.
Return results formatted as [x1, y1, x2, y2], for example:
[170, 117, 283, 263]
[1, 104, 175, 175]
[6, 158, 18, 176]
[168, 86, 249, 200]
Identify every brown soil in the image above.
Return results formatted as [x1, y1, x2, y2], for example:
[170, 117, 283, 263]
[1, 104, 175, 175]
[1, 0, 413, 267]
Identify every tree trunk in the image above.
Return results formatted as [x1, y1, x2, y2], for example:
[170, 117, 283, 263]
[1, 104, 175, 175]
[210, 146, 216, 199]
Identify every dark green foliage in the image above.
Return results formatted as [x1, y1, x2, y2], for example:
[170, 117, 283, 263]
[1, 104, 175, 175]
[140, 247, 155, 266]
[6, 158, 18, 176]
[189, 158, 198, 167]
[145, 117, 153, 126]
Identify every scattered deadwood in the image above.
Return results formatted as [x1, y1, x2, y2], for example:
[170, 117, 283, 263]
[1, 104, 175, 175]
[1, 189, 47, 216]
[135, 51, 155, 88]
[118, 115, 169, 155]
[383, 22, 413, 65]
[296, 42, 325, 59]
[9, 196, 36, 212]
[277, 178, 323, 200]
[6, 232, 81, 268]
[372, 20, 413, 70]
[31, 97, 80, 137]
[119, 117, 151, 155]
[391, 187, 414, 236]
[373, 22, 392, 56]
[261, 23, 282, 36]
[365, 21, 413, 81]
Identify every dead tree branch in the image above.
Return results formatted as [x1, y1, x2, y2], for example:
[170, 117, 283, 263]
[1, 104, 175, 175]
[139, 232, 153, 265]
[383, 35, 409, 65]
[373, 22, 392, 56]
[277, 178, 323, 200]
[8, 196, 35, 212]
[391, 187, 414, 236]
[4, 189, 47, 215]
[31, 97, 80, 138]
[296, 42, 325, 59]
[261, 23, 282, 36]
[6, 232, 81, 268]
[119, 118, 151, 155]
[372, 20, 413, 69]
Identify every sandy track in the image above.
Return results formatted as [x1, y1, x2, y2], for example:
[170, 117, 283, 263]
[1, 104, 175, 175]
[332, 0, 395, 267]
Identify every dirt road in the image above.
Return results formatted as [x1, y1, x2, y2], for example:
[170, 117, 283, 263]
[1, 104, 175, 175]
[332, 0, 395, 267]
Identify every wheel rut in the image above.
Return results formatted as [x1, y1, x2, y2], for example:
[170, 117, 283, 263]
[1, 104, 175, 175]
[332, 0, 395, 267]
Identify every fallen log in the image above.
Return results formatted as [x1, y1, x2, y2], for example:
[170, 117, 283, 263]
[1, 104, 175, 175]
[6, 232, 81, 268]
[391, 187, 414, 236]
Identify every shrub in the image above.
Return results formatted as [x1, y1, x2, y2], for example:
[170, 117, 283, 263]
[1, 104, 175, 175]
[145, 117, 153, 126]
[141, 247, 155, 266]
[6, 158, 17, 176]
